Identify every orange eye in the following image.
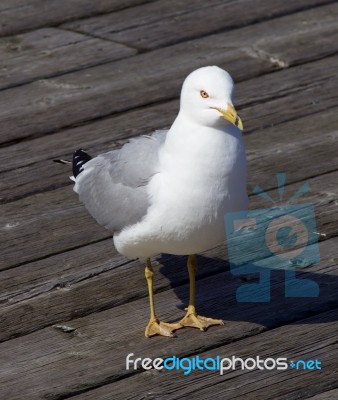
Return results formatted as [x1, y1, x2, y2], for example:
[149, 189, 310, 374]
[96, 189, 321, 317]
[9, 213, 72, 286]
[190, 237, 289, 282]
[200, 90, 209, 99]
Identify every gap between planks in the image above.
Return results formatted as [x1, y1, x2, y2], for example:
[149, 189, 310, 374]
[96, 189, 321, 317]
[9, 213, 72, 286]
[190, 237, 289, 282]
[0, 0, 157, 37]
[61, 0, 337, 52]
[1, 3, 338, 145]
[0, 274, 336, 399]
[1, 171, 337, 342]
[1, 52, 338, 205]
[61, 308, 338, 400]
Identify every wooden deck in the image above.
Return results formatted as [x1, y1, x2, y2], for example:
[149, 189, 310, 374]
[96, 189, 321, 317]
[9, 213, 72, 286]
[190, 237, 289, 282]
[1, 1, 338, 399]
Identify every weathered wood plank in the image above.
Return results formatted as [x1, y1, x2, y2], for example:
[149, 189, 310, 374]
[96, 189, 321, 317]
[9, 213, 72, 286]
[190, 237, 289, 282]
[68, 309, 338, 400]
[0, 28, 137, 90]
[1, 53, 338, 203]
[0, 263, 336, 399]
[0, 247, 224, 342]
[0, 187, 112, 270]
[2, 4, 338, 144]
[0, 239, 123, 306]
[1, 2, 336, 399]
[0, 100, 176, 173]
[2, 107, 338, 271]
[165, 314, 338, 400]
[1, 73, 338, 204]
[0, 0, 155, 37]
[217, 2, 338, 67]
[63, 0, 335, 51]
[305, 389, 338, 400]
[0, 47, 263, 145]
[1, 51, 337, 172]
[2, 100, 338, 208]
[0, 227, 335, 343]
[2, 108, 338, 272]
[1, 170, 337, 342]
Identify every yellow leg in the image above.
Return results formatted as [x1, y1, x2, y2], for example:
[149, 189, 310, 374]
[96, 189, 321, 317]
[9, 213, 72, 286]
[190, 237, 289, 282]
[179, 254, 224, 331]
[144, 258, 182, 338]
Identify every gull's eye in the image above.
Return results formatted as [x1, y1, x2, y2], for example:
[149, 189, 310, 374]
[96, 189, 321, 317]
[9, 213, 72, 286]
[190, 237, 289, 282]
[200, 90, 209, 99]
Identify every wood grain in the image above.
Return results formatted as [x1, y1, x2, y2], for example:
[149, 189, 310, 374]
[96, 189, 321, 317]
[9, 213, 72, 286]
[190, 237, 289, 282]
[1, 52, 337, 172]
[1, 67, 338, 203]
[68, 309, 338, 400]
[1, 170, 337, 342]
[63, 0, 336, 51]
[1, 2, 338, 399]
[1, 108, 338, 271]
[0, 46, 263, 145]
[0, 0, 155, 37]
[0, 265, 336, 399]
[2, 4, 338, 144]
[0, 28, 137, 90]
[305, 389, 338, 400]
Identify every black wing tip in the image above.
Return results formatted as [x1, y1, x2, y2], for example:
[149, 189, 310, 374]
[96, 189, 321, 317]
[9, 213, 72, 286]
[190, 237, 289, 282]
[73, 149, 92, 178]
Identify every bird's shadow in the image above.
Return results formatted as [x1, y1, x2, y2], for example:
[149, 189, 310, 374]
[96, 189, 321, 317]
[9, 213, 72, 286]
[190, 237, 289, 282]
[157, 253, 338, 326]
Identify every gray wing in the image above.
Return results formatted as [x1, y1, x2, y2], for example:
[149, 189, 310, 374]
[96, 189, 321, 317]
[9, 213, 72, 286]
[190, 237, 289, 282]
[74, 130, 167, 232]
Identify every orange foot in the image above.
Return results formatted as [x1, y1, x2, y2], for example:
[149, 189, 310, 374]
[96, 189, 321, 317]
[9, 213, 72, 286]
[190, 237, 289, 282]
[145, 317, 182, 338]
[179, 306, 224, 331]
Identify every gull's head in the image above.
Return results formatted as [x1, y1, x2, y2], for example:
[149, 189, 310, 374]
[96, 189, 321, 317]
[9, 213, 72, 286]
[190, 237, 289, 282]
[179, 66, 243, 130]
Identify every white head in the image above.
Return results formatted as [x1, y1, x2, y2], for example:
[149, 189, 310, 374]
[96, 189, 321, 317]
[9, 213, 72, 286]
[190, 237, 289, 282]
[179, 66, 243, 130]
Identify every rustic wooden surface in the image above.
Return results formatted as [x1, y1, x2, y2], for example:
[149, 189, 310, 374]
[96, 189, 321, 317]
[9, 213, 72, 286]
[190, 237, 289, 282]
[0, 1, 337, 399]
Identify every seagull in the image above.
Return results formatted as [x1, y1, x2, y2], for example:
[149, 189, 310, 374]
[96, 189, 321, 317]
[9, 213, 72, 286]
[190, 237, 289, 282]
[67, 66, 248, 337]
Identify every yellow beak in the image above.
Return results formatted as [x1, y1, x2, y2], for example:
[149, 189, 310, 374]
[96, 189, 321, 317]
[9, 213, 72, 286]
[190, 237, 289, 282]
[214, 103, 243, 131]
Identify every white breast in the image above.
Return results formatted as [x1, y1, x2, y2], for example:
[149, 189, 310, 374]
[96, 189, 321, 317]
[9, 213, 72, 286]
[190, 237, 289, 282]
[114, 119, 248, 259]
